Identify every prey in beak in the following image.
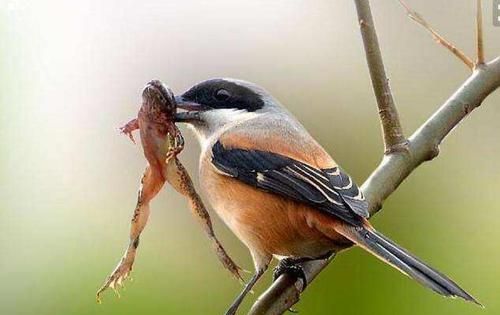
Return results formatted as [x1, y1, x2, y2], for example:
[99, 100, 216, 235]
[97, 80, 244, 303]
[174, 95, 207, 123]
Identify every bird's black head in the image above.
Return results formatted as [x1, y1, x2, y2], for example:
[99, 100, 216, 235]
[175, 79, 265, 115]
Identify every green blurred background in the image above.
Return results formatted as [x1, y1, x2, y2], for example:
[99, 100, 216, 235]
[1, 0, 500, 314]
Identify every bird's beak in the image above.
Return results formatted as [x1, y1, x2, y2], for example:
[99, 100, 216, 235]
[174, 95, 207, 123]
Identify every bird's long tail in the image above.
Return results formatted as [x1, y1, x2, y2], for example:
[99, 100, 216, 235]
[336, 223, 481, 306]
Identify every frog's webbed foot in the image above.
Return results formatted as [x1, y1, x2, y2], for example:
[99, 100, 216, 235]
[119, 118, 139, 144]
[165, 132, 184, 163]
[96, 244, 137, 303]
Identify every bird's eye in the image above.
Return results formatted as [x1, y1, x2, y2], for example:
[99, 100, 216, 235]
[214, 89, 231, 101]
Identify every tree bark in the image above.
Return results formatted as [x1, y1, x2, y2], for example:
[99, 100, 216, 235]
[248, 1, 500, 314]
[248, 55, 500, 315]
[355, 0, 407, 153]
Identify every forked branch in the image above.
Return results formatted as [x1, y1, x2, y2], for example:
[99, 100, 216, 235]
[362, 57, 500, 214]
[249, 56, 500, 315]
[248, 0, 500, 314]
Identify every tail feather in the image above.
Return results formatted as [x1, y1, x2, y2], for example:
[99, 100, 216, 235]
[337, 224, 481, 306]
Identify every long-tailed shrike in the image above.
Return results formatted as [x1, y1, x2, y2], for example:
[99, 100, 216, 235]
[174, 78, 479, 315]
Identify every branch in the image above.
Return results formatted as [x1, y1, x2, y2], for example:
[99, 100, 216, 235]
[249, 255, 336, 315]
[363, 58, 500, 214]
[476, 0, 485, 65]
[356, 0, 407, 153]
[398, 0, 474, 70]
[248, 55, 500, 315]
[248, 0, 500, 313]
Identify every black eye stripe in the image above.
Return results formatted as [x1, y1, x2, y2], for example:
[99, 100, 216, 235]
[182, 79, 264, 112]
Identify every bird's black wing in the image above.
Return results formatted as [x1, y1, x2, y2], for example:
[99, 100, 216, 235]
[211, 141, 369, 226]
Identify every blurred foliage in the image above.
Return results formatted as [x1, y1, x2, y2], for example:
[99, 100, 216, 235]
[1, 0, 499, 314]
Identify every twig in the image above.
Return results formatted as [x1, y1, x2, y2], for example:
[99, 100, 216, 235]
[398, 0, 474, 70]
[476, 0, 485, 66]
[248, 1, 500, 314]
[362, 58, 500, 214]
[355, 0, 407, 154]
[248, 56, 500, 315]
[249, 255, 335, 315]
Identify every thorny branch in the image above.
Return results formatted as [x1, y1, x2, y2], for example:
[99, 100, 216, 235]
[248, 1, 500, 314]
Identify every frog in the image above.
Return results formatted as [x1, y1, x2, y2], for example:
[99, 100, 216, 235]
[96, 80, 243, 302]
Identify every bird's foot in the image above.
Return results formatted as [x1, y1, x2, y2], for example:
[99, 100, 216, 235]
[272, 258, 308, 289]
[272, 258, 307, 313]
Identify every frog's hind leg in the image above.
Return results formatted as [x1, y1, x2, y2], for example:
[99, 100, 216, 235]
[164, 158, 245, 282]
[97, 166, 165, 301]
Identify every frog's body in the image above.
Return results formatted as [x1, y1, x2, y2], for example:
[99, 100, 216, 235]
[139, 117, 173, 171]
[97, 81, 241, 301]
[138, 82, 181, 175]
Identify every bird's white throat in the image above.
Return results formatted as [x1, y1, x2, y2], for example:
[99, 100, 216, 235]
[187, 108, 261, 151]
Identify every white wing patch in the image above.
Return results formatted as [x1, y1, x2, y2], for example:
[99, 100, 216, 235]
[284, 166, 343, 205]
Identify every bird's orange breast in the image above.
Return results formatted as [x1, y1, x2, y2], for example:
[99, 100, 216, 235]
[197, 114, 352, 259]
[199, 157, 350, 259]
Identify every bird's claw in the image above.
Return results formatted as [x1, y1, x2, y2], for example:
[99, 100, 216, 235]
[271, 259, 306, 313]
[272, 258, 308, 289]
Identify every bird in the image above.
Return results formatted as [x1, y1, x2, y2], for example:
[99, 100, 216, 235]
[173, 78, 480, 315]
